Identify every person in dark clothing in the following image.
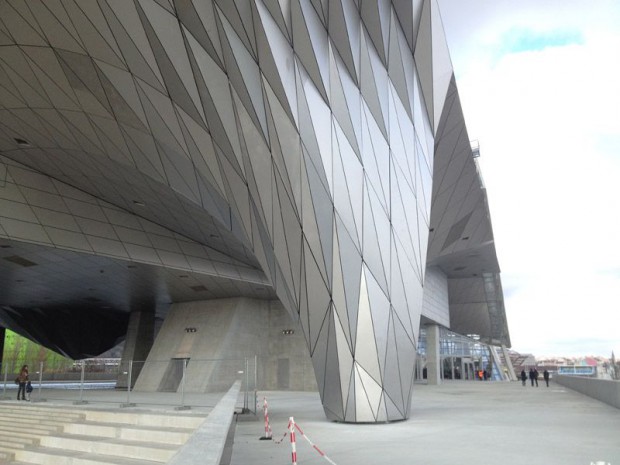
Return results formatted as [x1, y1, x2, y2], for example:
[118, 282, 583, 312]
[543, 370, 550, 387]
[529, 368, 535, 386]
[533, 368, 539, 387]
[520, 369, 527, 386]
[16, 364, 28, 401]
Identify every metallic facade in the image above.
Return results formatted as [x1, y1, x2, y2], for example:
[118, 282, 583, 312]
[0, 0, 508, 423]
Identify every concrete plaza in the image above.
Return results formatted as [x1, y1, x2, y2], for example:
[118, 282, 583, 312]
[231, 380, 620, 465]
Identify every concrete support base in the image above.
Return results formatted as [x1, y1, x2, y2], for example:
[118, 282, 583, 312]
[117, 309, 155, 389]
[133, 298, 316, 393]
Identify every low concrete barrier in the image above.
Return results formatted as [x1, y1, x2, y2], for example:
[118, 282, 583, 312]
[167, 380, 241, 465]
[555, 375, 620, 409]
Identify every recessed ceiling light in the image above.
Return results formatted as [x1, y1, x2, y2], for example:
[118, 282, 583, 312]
[0, 245, 11, 249]
[127, 265, 137, 269]
[179, 275, 189, 278]
[461, 236, 470, 240]
[14, 137, 31, 147]
[209, 234, 219, 238]
[132, 200, 145, 206]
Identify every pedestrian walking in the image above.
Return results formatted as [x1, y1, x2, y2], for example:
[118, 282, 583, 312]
[520, 369, 527, 386]
[543, 369, 550, 387]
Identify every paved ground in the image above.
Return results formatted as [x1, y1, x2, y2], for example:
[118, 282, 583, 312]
[231, 380, 620, 465]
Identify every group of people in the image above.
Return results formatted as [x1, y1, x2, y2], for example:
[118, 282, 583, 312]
[16, 364, 33, 401]
[520, 367, 550, 387]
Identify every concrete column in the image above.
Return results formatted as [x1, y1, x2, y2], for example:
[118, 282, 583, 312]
[425, 324, 441, 385]
[117, 309, 154, 389]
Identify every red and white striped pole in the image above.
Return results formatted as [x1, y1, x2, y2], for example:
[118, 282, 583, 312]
[259, 397, 272, 440]
[289, 416, 297, 465]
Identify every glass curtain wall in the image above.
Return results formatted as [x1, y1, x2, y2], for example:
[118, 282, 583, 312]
[417, 327, 504, 381]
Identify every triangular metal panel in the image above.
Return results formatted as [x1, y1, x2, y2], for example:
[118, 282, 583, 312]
[332, 123, 361, 249]
[360, 0, 389, 65]
[0, 2, 46, 46]
[353, 363, 375, 422]
[327, 0, 358, 85]
[218, 11, 268, 140]
[291, 0, 328, 102]
[27, 1, 85, 54]
[328, 47, 360, 159]
[102, 0, 165, 90]
[254, 0, 298, 126]
[356, 363, 383, 421]
[354, 268, 381, 384]
[362, 179, 388, 293]
[303, 146, 333, 288]
[260, 0, 292, 41]
[137, 1, 207, 127]
[383, 312, 405, 414]
[262, 81, 301, 216]
[304, 241, 331, 353]
[335, 215, 361, 351]
[331, 223, 351, 348]
[323, 308, 344, 420]
[366, 267, 390, 378]
[359, 31, 387, 139]
[95, 61, 149, 130]
[430, 0, 454, 131]
[188, 0, 225, 65]
[413, 0, 433, 133]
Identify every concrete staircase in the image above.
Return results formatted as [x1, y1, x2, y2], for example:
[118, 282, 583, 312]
[0, 402, 206, 465]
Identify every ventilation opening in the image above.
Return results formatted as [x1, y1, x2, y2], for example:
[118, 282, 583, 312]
[3, 255, 37, 267]
[190, 285, 207, 292]
[14, 138, 31, 147]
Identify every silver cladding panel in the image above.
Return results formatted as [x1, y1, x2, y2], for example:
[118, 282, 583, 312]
[0, 0, 499, 422]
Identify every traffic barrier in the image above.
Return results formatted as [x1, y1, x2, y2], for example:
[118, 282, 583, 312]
[259, 397, 272, 440]
[286, 416, 337, 465]
[289, 417, 297, 465]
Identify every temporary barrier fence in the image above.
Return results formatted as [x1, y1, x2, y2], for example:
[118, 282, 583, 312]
[259, 397, 272, 440]
[264, 415, 338, 465]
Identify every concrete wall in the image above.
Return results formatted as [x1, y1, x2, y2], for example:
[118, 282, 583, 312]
[556, 375, 620, 409]
[133, 298, 317, 393]
[422, 267, 450, 327]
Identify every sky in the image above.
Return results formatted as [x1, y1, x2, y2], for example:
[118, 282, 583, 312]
[436, 0, 620, 358]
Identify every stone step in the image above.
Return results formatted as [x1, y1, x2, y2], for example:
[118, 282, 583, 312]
[82, 410, 203, 429]
[63, 422, 192, 445]
[0, 449, 15, 463]
[0, 423, 60, 435]
[0, 411, 83, 423]
[0, 405, 84, 419]
[0, 436, 37, 447]
[38, 433, 178, 462]
[14, 447, 168, 465]
[0, 427, 48, 441]
[0, 416, 78, 428]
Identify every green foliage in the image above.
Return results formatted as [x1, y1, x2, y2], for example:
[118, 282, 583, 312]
[2, 330, 73, 374]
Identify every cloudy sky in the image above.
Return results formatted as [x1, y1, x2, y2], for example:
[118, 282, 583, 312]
[436, 0, 620, 357]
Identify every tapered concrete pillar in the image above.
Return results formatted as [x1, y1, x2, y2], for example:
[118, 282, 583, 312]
[117, 309, 154, 389]
[501, 344, 517, 381]
[426, 325, 441, 385]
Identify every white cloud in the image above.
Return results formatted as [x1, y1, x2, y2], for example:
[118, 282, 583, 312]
[438, 0, 620, 357]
